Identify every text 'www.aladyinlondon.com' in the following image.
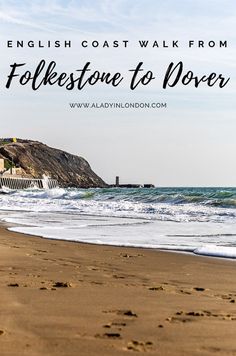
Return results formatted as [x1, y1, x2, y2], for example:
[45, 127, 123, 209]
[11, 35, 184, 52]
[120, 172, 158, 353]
[69, 102, 167, 109]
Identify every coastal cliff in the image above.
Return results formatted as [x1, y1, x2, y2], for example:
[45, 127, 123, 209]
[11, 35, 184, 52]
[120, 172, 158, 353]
[0, 139, 107, 188]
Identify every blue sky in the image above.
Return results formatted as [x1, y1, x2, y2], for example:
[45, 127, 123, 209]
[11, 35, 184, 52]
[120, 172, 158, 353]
[0, 0, 235, 186]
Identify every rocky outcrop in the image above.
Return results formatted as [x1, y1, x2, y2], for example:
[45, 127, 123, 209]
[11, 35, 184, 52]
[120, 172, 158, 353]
[0, 139, 107, 188]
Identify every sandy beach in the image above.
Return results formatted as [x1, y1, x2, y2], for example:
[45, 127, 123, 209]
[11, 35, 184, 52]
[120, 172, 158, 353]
[1, 223, 236, 355]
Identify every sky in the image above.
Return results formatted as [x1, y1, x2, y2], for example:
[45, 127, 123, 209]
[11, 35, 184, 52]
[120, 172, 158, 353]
[0, 0, 235, 186]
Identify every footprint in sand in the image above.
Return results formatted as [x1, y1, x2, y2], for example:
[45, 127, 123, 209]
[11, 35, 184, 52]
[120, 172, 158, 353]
[113, 275, 125, 279]
[102, 310, 137, 336]
[103, 320, 127, 332]
[90, 281, 104, 285]
[126, 340, 153, 352]
[117, 310, 138, 318]
[148, 286, 165, 291]
[119, 253, 143, 258]
[0, 330, 5, 336]
[103, 324, 112, 329]
[52, 281, 72, 288]
[166, 316, 193, 323]
[103, 309, 138, 318]
[193, 287, 205, 292]
[43, 258, 57, 263]
[8, 283, 19, 287]
[166, 310, 236, 323]
[102, 309, 137, 338]
[179, 289, 192, 295]
[103, 321, 127, 329]
[149, 284, 192, 295]
[216, 293, 236, 304]
[111, 321, 127, 327]
[87, 266, 100, 271]
[95, 332, 122, 339]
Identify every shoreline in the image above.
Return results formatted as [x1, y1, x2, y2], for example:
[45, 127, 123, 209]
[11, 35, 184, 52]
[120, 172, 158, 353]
[1, 223, 236, 355]
[8, 223, 236, 263]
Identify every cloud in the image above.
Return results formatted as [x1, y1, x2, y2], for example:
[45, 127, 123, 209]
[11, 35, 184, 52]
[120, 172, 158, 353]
[0, 10, 54, 31]
[0, 0, 235, 40]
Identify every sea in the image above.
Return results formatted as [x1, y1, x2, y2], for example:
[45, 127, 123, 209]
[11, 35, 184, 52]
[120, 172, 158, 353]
[1, 187, 236, 259]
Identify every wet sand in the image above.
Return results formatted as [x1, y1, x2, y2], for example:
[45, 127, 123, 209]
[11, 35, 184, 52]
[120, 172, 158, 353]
[1, 223, 236, 355]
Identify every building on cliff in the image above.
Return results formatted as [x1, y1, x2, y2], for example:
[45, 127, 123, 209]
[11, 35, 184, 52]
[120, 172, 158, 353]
[0, 175, 58, 190]
[0, 156, 58, 189]
[0, 158, 4, 172]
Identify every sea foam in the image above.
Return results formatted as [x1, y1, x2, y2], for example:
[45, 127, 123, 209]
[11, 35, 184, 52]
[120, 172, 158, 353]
[1, 187, 236, 260]
[194, 246, 236, 259]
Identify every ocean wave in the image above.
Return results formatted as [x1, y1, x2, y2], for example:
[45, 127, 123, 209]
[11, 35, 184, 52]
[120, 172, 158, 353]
[194, 246, 236, 259]
[0, 187, 236, 224]
[1, 187, 236, 260]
